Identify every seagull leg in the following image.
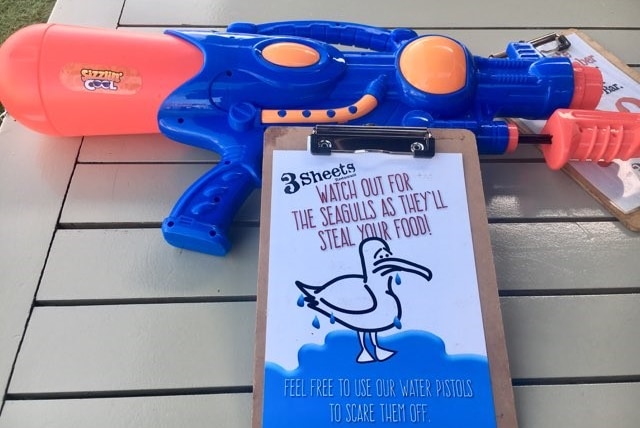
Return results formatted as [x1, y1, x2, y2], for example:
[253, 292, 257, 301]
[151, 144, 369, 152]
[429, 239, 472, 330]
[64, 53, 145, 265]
[371, 332, 395, 361]
[356, 331, 375, 363]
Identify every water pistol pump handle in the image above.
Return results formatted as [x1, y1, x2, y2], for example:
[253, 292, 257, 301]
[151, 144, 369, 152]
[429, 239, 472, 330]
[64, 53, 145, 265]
[540, 109, 640, 170]
[227, 21, 417, 52]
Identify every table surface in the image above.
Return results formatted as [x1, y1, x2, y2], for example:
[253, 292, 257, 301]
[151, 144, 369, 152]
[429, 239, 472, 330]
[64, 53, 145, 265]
[1, 1, 639, 427]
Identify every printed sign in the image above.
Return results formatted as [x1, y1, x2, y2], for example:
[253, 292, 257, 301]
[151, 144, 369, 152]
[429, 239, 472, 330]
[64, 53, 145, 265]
[261, 150, 497, 427]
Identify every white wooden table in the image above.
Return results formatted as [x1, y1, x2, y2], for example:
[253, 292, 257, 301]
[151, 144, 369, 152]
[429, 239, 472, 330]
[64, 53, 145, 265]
[1, 0, 639, 427]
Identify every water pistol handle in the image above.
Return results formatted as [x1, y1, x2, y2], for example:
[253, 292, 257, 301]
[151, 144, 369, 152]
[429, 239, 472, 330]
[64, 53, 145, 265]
[541, 109, 640, 169]
[227, 20, 417, 52]
[161, 160, 260, 256]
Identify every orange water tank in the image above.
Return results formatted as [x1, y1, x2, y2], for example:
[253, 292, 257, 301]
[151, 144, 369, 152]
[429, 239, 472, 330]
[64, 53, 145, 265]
[0, 24, 203, 136]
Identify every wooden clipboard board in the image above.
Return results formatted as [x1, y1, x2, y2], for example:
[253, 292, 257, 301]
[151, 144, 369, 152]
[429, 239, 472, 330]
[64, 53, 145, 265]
[527, 29, 640, 231]
[253, 127, 517, 428]
[562, 29, 640, 231]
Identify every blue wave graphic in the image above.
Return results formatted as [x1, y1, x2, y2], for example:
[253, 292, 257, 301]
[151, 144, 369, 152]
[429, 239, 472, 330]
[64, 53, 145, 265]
[263, 330, 497, 427]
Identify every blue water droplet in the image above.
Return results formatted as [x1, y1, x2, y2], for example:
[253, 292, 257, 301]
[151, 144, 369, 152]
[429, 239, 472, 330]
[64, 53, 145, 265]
[395, 273, 402, 285]
[393, 316, 402, 329]
[297, 294, 305, 307]
[312, 316, 321, 329]
[330, 313, 336, 324]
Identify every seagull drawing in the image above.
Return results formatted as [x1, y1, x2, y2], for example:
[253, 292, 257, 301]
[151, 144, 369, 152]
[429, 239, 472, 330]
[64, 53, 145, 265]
[295, 237, 433, 363]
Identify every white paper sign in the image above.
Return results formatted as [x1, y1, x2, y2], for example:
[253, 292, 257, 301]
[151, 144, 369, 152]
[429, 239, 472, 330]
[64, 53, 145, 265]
[261, 150, 497, 427]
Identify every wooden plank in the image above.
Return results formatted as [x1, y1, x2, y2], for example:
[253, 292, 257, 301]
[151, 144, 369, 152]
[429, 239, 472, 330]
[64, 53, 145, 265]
[49, 0, 125, 27]
[61, 163, 193, 224]
[0, 120, 80, 404]
[481, 163, 610, 219]
[60, 163, 261, 224]
[37, 228, 259, 302]
[79, 134, 217, 163]
[502, 294, 640, 380]
[8, 303, 256, 394]
[35, 221, 640, 302]
[490, 222, 640, 293]
[119, 0, 640, 28]
[9, 296, 640, 394]
[0, 394, 252, 428]
[3, 383, 639, 428]
[514, 383, 640, 428]
[60, 162, 608, 228]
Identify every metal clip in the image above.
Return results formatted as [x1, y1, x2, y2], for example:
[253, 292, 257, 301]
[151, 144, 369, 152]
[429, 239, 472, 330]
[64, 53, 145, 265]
[490, 32, 571, 58]
[309, 125, 436, 158]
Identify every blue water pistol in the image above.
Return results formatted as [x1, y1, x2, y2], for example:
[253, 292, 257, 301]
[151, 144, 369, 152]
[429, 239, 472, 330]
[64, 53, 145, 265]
[0, 21, 604, 255]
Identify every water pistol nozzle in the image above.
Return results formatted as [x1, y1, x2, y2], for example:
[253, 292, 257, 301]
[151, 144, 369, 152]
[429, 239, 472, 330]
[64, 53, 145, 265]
[569, 63, 603, 110]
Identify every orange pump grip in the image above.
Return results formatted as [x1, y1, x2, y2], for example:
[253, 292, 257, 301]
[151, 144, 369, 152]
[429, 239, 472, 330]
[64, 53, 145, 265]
[0, 24, 203, 136]
[541, 109, 640, 170]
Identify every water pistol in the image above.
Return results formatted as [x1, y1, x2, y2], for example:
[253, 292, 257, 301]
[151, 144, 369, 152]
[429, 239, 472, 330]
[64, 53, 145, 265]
[1, 21, 640, 256]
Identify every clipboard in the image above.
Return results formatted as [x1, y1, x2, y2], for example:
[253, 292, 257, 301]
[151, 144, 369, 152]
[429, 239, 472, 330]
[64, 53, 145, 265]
[560, 29, 640, 231]
[253, 127, 517, 428]
[517, 29, 640, 231]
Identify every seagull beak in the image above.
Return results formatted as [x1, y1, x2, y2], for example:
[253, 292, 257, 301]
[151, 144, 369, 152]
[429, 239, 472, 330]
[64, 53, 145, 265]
[372, 258, 433, 281]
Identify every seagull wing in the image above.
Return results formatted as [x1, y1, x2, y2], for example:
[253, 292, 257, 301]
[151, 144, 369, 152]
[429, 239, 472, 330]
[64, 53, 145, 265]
[296, 274, 376, 315]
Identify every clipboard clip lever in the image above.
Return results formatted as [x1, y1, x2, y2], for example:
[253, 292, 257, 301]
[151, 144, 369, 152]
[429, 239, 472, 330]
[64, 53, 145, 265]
[309, 125, 436, 158]
[490, 33, 571, 58]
